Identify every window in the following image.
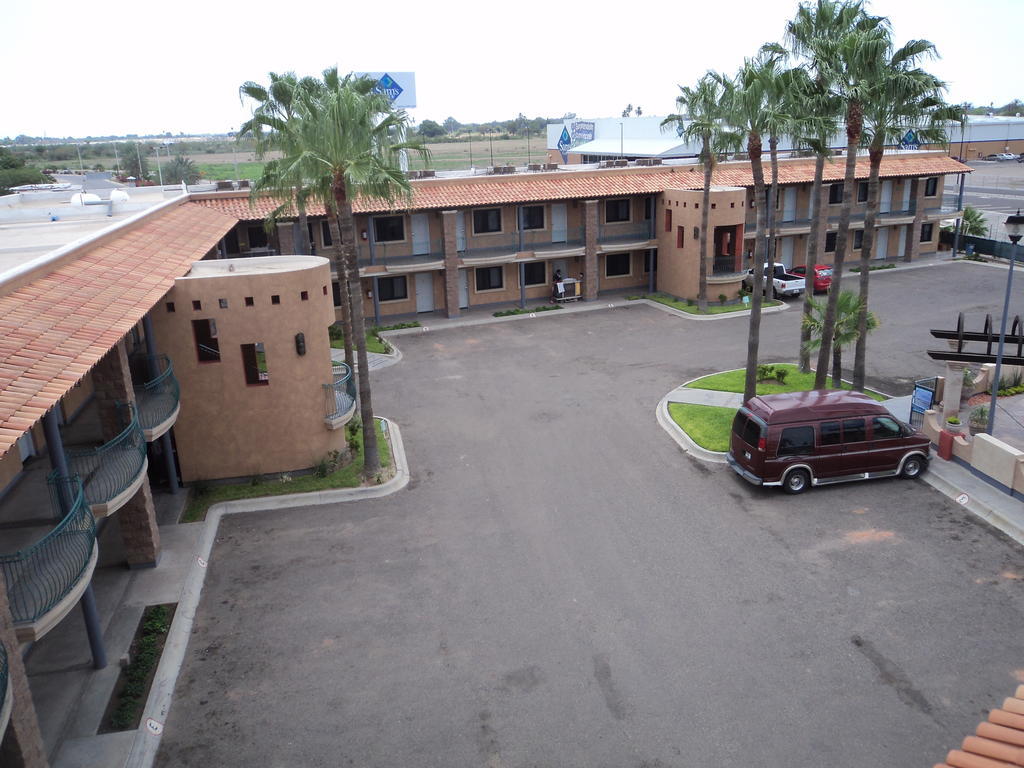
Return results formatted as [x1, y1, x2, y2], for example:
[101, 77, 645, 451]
[605, 198, 630, 223]
[924, 177, 938, 197]
[192, 300, 202, 311]
[854, 229, 864, 250]
[920, 223, 934, 242]
[192, 319, 220, 363]
[821, 421, 842, 446]
[224, 229, 240, 255]
[321, 220, 333, 246]
[523, 262, 546, 286]
[664, 209, 672, 233]
[857, 182, 868, 203]
[828, 183, 844, 204]
[644, 197, 653, 220]
[742, 417, 762, 447]
[825, 232, 837, 252]
[605, 253, 631, 277]
[166, 302, 175, 313]
[271, 294, 280, 305]
[218, 298, 228, 309]
[872, 416, 902, 439]
[300, 290, 309, 301]
[373, 215, 405, 242]
[842, 418, 866, 443]
[778, 426, 814, 457]
[676, 226, 684, 248]
[644, 251, 657, 273]
[247, 225, 268, 249]
[241, 342, 269, 386]
[521, 206, 544, 230]
[244, 296, 254, 307]
[693, 226, 699, 241]
[332, 281, 342, 307]
[476, 266, 504, 291]
[473, 208, 502, 234]
[378, 276, 408, 301]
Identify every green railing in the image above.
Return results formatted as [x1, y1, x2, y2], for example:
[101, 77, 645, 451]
[0, 476, 96, 624]
[134, 355, 180, 434]
[66, 404, 147, 507]
[324, 362, 357, 421]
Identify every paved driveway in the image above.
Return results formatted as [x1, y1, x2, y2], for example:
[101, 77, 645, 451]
[159, 263, 1024, 768]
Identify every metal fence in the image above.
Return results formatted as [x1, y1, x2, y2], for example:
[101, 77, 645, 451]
[133, 355, 180, 434]
[940, 231, 1019, 259]
[0, 476, 96, 624]
[598, 223, 655, 245]
[66, 404, 147, 507]
[357, 239, 445, 267]
[324, 362, 357, 422]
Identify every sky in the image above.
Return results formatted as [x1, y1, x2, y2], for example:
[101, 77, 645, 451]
[3, 0, 1020, 140]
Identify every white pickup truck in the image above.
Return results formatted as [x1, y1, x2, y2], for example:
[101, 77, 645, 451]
[743, 263, 805, 297]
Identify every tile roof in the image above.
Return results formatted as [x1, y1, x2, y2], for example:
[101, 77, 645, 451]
[0, 203, 237, 459]
[933, 684, 1024, 768]
[191, 154, 970, 220]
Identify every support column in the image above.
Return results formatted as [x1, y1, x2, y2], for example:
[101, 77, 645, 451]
[372, 278, 381, 327]
[92, 341, 161, 568]
[905, 178, 926, 263]
[143, 315, 178, 495]
[0, 574, 48, 768]
[441, 210, 461, 318]
[276, 222, 296, 256]
[647, 249, 655, 294]
[582, 200, 599, 301]
[943, 361, 967, 419]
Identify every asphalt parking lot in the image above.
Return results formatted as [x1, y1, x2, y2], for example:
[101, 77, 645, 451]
[158, 262, 1024, 768]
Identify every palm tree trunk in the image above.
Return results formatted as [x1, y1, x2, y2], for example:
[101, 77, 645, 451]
[296, 198, 311, 255]
[333, 187, 380, 476]
[814, 99, 862, 389]
[698, 136, 712, 312]
[744, 131, 768, 403]
[832, 344, 842, 387]
[766, 135, 780, 300]
[328, 217, 355, 370]
[852, 144, 883, 392]
[800, 153, 827, 372]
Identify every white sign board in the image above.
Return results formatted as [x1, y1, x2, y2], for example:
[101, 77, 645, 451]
[355, 72, 417, 108]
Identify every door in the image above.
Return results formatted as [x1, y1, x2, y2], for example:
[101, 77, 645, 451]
[782, 187, 797, 222]
[412, 213, 430, 255]
[458, 269, 469, 308]
[415, 272, 435, 313]
[779, 237, 795, 269]
[875, 228, 888, 260]
[879, 181, 893, 213]
[897, 225, 908, 259]
[551, 203, 567, 243]
[17, 432, 34, 462]
[814, 421, 847, 478]
[901, 181, 912, 212]
[455, 212, 466, 252]
[865, 414, 906, 472]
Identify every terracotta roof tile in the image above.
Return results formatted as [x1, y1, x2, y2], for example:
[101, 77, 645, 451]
[191, 154, 970, 221]
[0, 203, 237, 458]
[937, 686, 1024, 768]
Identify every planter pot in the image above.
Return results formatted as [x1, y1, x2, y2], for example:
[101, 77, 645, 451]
[969, 422, 986, 436]
[945, 422, 963, 435]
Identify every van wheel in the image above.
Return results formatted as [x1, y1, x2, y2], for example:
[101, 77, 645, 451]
[783, 469, 811, 494]
[901, 455, 927, 479]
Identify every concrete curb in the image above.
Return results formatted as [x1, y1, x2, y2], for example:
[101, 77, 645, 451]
[635, 298, 789, 322]
[656, 393, 728, 465]
[124, 417, 409, 768]
[922, 465, 1024, 546]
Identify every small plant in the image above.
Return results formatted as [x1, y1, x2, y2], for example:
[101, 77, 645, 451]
[278, 473, 293, 484]
[757, 364, 775, 381]
[718, 293, 728, 305]
[250, 473, 265, 486]
[313, 457, 332, 478]
[774, 367, 788, 384]
[686, 297, 695, 307]
[996, 369, 1024, 395]
[946, 415, 961, 425]
[625, 295, 641, 301]
[963, 368, 976, 388]
[969, 404, 989, 425]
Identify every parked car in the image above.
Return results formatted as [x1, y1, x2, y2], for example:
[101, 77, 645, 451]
[789, 264, 833, 294]
[726, 390, 930, 494]
[983, 153, 1017, 161]
[743, 263, 805, 297]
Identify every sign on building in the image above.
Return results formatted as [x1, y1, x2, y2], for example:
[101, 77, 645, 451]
[571, 121, 595, 144]
[900, 129, 920, 150]
[557, 127, 572, 163]
[355, 72, 417, 108]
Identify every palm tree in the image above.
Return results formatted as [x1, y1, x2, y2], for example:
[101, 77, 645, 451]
[851, 41, 958, 391]
[803, 290, 878, 386]
[960, 205, 986, 237]
[661, 73, 739, 311]
[164, 154, 201, 184]
[787, 0, 891, 389]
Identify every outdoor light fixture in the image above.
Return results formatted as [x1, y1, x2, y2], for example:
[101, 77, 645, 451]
[986, 210, 1024, 434]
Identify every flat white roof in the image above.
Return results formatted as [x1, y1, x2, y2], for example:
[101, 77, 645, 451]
[183, 254, 329, 278]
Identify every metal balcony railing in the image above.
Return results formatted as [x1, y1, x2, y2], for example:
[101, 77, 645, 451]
[66, 404, 147, 508]
[133, 355, 180, 436]
[324, 362, 357, 425]
[357, 239, 445, 268]
[521, 227, 585, 252]
[0, 476, 96, 625]
[598, 223, 655, 245]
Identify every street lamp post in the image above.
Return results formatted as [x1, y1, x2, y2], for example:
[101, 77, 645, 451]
[986, 209, 1024, 435]
[154, 145, 164, 186]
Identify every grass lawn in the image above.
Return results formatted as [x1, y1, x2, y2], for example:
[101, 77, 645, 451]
[685, 364, 887, 401]
[181, 419, 392, 523]
[331, 331, 389, 354]
[194, 161, 267, 181]
[639, 293, 782, 315]
[667, 403, 737, 452]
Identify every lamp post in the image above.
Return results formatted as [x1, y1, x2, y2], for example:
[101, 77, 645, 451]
[986, 209, 1024, 435]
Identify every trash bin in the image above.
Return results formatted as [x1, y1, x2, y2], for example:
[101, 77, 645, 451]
[965, 244, 975, 256]
[938, 429, 954, 460]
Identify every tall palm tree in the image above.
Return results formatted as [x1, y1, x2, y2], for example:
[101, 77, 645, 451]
[661, 74, 739, 311]
[787, 0, 891, 389]
[249, 69, 428, 476]
[757, 45, 795, 298]
[803, 289, 878, 386]
[851, 44, 958, 390]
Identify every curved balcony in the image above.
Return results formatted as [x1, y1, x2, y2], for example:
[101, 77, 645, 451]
[0, 641, 9, 743]
[1, 476, 98, 643]
[66, 405, 148, 518]
[134, 355, 180, 441]
[324, 362, 357, 430]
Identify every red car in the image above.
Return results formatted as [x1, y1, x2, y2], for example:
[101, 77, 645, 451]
[790, 264, 832, 293]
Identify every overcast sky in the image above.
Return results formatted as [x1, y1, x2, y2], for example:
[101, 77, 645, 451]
[3, 0, 1019, 139]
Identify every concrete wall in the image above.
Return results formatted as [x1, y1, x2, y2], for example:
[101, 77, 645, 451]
[151, 256, 341, 482]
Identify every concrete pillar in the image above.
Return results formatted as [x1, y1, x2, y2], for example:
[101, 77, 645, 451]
[582, 200, 599, 301]
[0, 572, 48, 768]
[441, 211, 461, 318]
[91, 340, 135, 441]
[943, 361, 966, 419]
[120, 480, 160, 569]
[276, 222, 296, 256]
[905, 178, 926, 263]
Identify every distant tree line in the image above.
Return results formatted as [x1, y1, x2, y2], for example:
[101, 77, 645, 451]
[0, 147, 53, 193]
[415, 113, 568, 141]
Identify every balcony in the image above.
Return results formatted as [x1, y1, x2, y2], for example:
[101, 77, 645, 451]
[597, 223, 655, 251]
[748, 205, 960, 237]
[357, 239, 445, 271]
[463, 228, 586, 262]
[0, 641, 8, 742]
[324, 362, 357, 429]
[65, 404, 148, 518]
[0, 476, 98, 643]
[133, 354, 180, 441]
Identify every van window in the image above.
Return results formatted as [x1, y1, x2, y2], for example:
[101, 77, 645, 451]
[872, 416, 901, 439]
[743, 417, 762, 447]
[843, 418, 866, 442]
[821, 421, 841, 445]
[732, 412, 747, 437]
[778, 426, 814, 456]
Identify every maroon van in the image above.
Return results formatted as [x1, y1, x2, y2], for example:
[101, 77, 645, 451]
[727, 390, 930, 494]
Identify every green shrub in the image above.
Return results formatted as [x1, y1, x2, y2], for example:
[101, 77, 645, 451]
[775, 367, 788, 384]
[969, 404, 989, 425]
[757, 364, 775, 381]
[718, 293, 728, 305]
[946, 415, 961, 425]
